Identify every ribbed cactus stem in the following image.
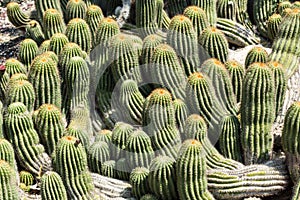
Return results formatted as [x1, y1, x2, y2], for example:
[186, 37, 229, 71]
[18, 39, 38, 71]
[42, 9, 66, 40]
[130, 167, 150, 199]
[217, 0, 237, 20]
[85, 5, 104, 43]
[38, 40, 51, 54]
[190, 0, 218, 26]
[40, 171, 68, 200]
[101, 160, 117, 178]
[49, 33, 69, 55]
[0, 139, 17, 169]
[95, 129, 112, 144]
[173, 99, 189, 134]
[4, 58, 26, 77]
[19, 171, 34, 186]
[6, 2, 30, 28]
[0, 160, 19, 200]
[267, 14, 282, 40]
[87, 141, 110, 174]
[35, 0, 63, 24]
[244, 46, 268, 69]
[25, 20, 45, 45]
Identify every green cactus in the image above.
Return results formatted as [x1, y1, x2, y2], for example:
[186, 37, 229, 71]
[224, 60, 245, 103]
[267, 14, 282, 40]
[18, 38, 38, 71]
[42, 9, 66, 40]
[183, 6, 209, 38]
[85, 5, 104, 43]
[217, 0, 237, 20]
[189, 0, 218, 26]
[115, 158, 131, 181]
[0, 160, 19, 200]
[87, 141, 110, 174]
[270, 8, 300, 78]
[135, 0, 159, 37]
[37, 40, 51, 54]
[267, 61, 287, 115]
[5, 79, 35, 112]
[176, 139, 214, 200]
[64, 122, 90, 150]
[241, 62, 276, 164]
[95, 129, 112, 144]
[49, 33, 69, 55]
[129, 35, 143, 57]
[65, 18, 92, 54]
[28, 55, 61, 110]
[130, 167, 150, 199]
[200, 58, 238, 115]
[25, 20, 45, 46]
[0, 102, 2, 138]
[20, 171, 34, 186]
[140, 194, 159, 200]
[244, 47, 268, 68]
[173, 99, 189, 134]
[6, 2, 30, 28]
[125, 130, 154, 169]
[141, 34, 164, 65]
[40, 171, 68, 200]
[4, 102, 52, 175]
[101, 160, 117, 178]
[4, 58, 26, 77]
[35, 0, 63, 24]
[53, 135, 95, 199]
[41, 51, 59, 63]
[236, 0, 252, 28]
[66, 0, 87, 23]
[8, 73, 28, 82]
[0, 67, 9, 100]
[34, 104, 65, 155]
[156, 0, 164, 28]
[278, 1, 292, 15]
[148, 155, 177, 199]
[167, 15, 200, 76]
[149, 44, 186, 99]
[199, 27, 229, 63]
[0, 139, 16, 169]
[94, 18, 120, 47]
[162, 10, 171, 29]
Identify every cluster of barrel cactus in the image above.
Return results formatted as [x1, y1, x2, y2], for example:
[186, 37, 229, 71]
[2, 0, 300, 199]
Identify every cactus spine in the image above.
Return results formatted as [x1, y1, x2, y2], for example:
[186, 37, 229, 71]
[19, 171, 34, 186]
[173, 99, 189, 134]
[0, 160, 19, 200]
[141, 34, 164, 65]
[42, 9, 66, 40]
[40, 171, 68, 200]
[6, 2, 30, 28]
[130, 167, 150, 199]
[49, 33, 69, 55]
[87, 141, 110, 174]
[267, 14, 282, 40]
[217, 0, 237, 20]
[0, 139, 17, 169]
[95, 129, 112, 144]
[190, 0, 218, 26]
[244, 47, 268, 68]
[4, 58, 26, 77]
[101, 160, 117, 178]
[66, 0, 87, 22]
[18, 39, 38, 71]
[25, 20, 45, 46]
[85, 5, 104, 43]
[241, 63, 276, 164]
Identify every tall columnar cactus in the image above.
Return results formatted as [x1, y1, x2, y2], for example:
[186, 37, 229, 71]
[282, 102, 300, 183]
[241, 63, 276, 164]
[95, 129, 112, 144]
[114, 79, 145, 125]
[18, 39, 38, 71]
[65, 18, 92, 54]
[217, 0, 237, 20]
[87, 141, 110, 174]
[49, 33, 69, 55]
[40, 171, 68, 200]
[270, 8, 300, 78]
[25, 20, 45, 46]
[173, 99, 189, 134]
[130, 167, 150, 199]
[182, 114, 243, 170]
[176, 139, 215, 200]
[42, 9, 66, 40]
[19, 171, 34, 186]
[4, 102, 52, 175]
[5, 79, 35, 112]
[183, 6, 209, 38]
[200, 58, 238, 115]
[28, 55, 61, 109]
[148, 156, 177, 199]
[4, 58, 26, 77]
[199, 27, 229, 63]
[85, 5, 104, 43]
[267, 61, 287, 115]
[66, 0, 87, 22]
[0, 160, 19, 200]
[267, 14, 282, 40]
[149, 44, 186, 99]
[125, 130, 155, 169]
[0, 139, 17, 169]
[244, 46, 268, 68]
[53, 135, 95, 199]
[224, 60, 245, 103]
[135, 0, 159, 37]
[34, 104, 64, 155]
[141, 34, 164, 65]
[189, 0, 218, 26]
[167, 15, 199, 76]
[6, 2, 30, 28]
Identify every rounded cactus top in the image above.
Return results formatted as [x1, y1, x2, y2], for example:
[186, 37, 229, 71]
[188, 72, 206, 85]
[43, 8, 62, 18]
[225, 60, 244, 69]
[170, 15, 192, 24]
[149, 155, 176, 168]
[149, 88, 173, 103]
[99, 129, 112, 135]
[267, 61, 284, 69]
[38, 104, 61, 114]
[7, 102, 28, 115]
[248, 62, 268, 69]
[121, 79, 139, 92]
[9, 73, 28, 81]
[186, 114, 206, 124]
[6, 2, 20, 9]
[0, 160, 13, 173]
[202, 58, 226, 69]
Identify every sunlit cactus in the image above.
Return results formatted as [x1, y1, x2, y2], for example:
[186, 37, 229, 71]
[66, 0, 87, 23]
[25, 20, 45, 45]
[18, 38, 38, 71]
[0, 139, 17, 169]
[85, 5, 104, 43]
[40, 171, 68, 200]
[101, 160, 117, 178]
[0, 160, 19, 200]
[278, 1, 292, 15]
[173, 99, 189, 134]
[189, 0, 218, 26]
[4, 58, 26, 77]
[217, 0, 237, 20]
[267, 14, 282, 40]
[244, 46, 268, 68]
[19, 171, 34, 186]
[35, 0, 63, 23]
[87, 141, 110, 174]
[37, 40, 50, 54]
[49, 33, 69, 55]
[130, 167, 150, 199]
[141, 34, 164, 65]
[6, 2, 30, 28]
[42, 9, 66, 40]
[64, 122, 90, 150]
[95, 129, 112, 144]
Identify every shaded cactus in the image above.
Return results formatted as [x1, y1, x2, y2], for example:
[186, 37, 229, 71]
[176, 139, 214, 200]
[167, 15, 200, 76]
[199, 27, 229, 63]
[173, 99, 189, 134]
[140, 194, 159, 200]
[18, 39, 38, 71]
[40, 171, 68, 200]
[64, 122, 90, 150]
[42, 9, 66, 40]
[189, 0, 218, 26]
[65, 18, 92, 54]
[66, 0, 87, 22]
[0, 160, 19, 200]
[217, 0, 237, 20]
[130, 167, 150, 199]
[85, 5, 104, 43]
[162, 10, 171, 29]
[224, 60, 245, 103]
[116, 158, 131, 181]
[105, 0, 122, 15]
[4, 58, 26, 77]
[25, 20, 45, 45]
[278, 1, 292, 15]
[6, 2, 30, 28]
[35, 0, 63, 24]
[37, 40, 51, 54]
[5, 79, 35, 112]
[241, 63, 276, 164]
[19, 171, 34, 186]
[267, 14, 282, 40]
[87, 141, 110, 174]
[183, 6, 209, 38]
[53, 135, 95, 199]
[141, 34, 164, 65]
[4, 102, 51, 175]
[28, 55, 61, 109]
[148, 156, 177, 199]
[236, 0, 252, 28]
[101, 160, 117, 178]
[292, 178, 300, 200]
[149, 44, 186, 99]
[0, 139, 16, 169]
[244, 46, 268, 68]
[49, 33, 69, 55]
[34, 104, 64, 155]
[95, 129, 112, 143]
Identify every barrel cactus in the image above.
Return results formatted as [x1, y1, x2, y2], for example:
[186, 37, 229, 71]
[25, 20, 45, 45]
[87, 141, 110, 174]
[130, 167, 150, 199]
[6, 2, 30, 28]
[0, 160, 19, 200]
[40, 171, 68, 200]
[65, 0, 87, 23]
[4, 58, 26, 77]
[244, 46, 268, 68]
[42, 9, 66, 40]
[49, 33, 69, 55]
[18, 39, 38, 71]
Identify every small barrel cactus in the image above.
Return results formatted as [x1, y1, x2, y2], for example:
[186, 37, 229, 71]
[25, 20, 45, 45]
[87, 141, 110, 174]
[0, 160, 19, 200]
[115, 158, 131, 181]
[40, 171, 68, 200]
[189, 0, 218, 26]
[278, 1, 292, 15]
[35, 0, 63, 23]
[267, 14, 282, 40]
[38, 40, 51, 54]
[66, 0, 87, 22]
[0, 138, 17, 169]
[19, 171, 34, 186]
[49, 33, 69, 55]
[101, 160, 117, 178]
[130, 167, 150, 199]
[173, 98, 189, 134]
[141, 34, 164, 65]
[18, 39, 38, 71]
[244, 46, 268, 68]
[4, 58, 26, 77]
[85, 5, 104, 43]
[42, 9, 66, 40]
[64, 122, 90, 150]
[6, 2, 30, 28]
[95, 129, 112, 144]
